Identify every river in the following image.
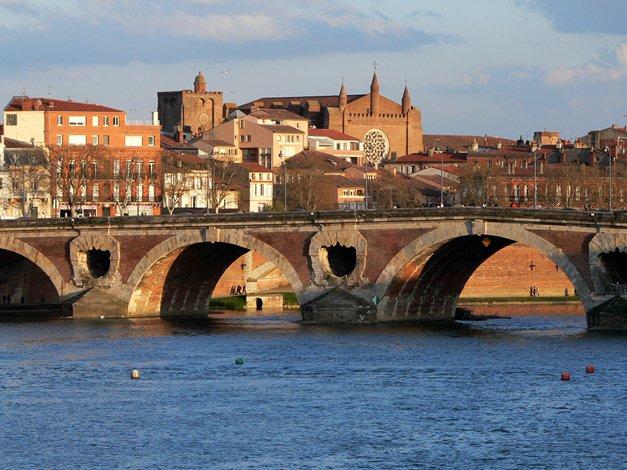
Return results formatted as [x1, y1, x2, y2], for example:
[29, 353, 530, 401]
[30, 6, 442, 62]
[0, 312, 625, 469]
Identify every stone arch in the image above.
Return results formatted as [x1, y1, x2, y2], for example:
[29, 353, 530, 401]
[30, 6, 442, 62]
[125, 228, 304, 316]
[0, 235, 65, 298]
[374, 221, 592, 320]
[588, 232, 627, 294]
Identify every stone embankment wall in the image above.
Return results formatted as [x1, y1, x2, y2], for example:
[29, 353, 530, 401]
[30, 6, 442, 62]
[460, 243, 575, 298]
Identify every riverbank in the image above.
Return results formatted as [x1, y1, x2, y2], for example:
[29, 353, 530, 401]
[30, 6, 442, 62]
[459, 297, 584, 316]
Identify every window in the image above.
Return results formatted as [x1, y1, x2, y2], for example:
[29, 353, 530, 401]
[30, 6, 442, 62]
[148, 161, 155, 178]
[93, 163, 99, 178]
[113, 160, 120, 176]
[93, 184, 99, 201]
[92, 135, 99, 145]
[56, 135, 63, 145]
[56, 115, 63, 125]
[68, 135, 87, 145]
[103, 116, 110, 126]
[136, 162, 142, 177]
[148, 135, 155, 146]
[103, 135, 110, 146]
[137, 184, 143, 202]
[148, 184, 155, 202]
[68, 116, 86, 126]
[92, 116, 98, 126]
[113, 116, 120, 126]
[124, 135, 142, 147]
[0, 178, 2, 189]
[6, 114, 17, 126]
[126, 161, 132, 177]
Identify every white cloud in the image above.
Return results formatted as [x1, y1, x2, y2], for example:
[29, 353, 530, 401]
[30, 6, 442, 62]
[546, 43, 627, 85]
[113, 11, 295, 42]
[617, 43, 627, 66]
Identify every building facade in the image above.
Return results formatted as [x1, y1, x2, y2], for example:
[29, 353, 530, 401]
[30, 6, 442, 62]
[3, 96, 160, 149]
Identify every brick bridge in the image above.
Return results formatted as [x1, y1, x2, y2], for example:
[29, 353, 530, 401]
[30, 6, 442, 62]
[0, 208, 625, 326]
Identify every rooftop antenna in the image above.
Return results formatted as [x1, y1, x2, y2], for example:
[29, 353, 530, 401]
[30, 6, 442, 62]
[20, 87, 28, 96]
[47, 85, 53, 96]
[372, 59, 378, 72]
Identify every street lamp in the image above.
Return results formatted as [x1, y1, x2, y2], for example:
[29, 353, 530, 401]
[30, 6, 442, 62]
[605, 145, 612, 212]
[280, 151, 287, 211]
[533, 146, 538, 209]
[363, 143, 370, 210]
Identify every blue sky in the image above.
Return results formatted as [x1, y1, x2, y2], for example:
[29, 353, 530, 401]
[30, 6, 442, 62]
[1, 0, 625, 139]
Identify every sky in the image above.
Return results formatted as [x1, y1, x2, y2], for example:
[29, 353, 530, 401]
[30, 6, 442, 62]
[0, 0, 626, 140]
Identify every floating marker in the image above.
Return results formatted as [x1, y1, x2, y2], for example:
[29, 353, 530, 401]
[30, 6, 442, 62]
[131, 369, 141, 380]
[585, 364, 595, 374]
[560, 371, 571, 381]
[235, 357, 244, 365]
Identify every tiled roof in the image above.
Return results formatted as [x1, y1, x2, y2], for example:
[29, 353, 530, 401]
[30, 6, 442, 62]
[3, 147, 48, 166]
[393, 152, 465, 163]
[161, 134, 198, 150]
[287, 150, 357, 172]
[424, 134, 516, 151]
[238, 162, 274, 173]
[259, 124, 304, 134]
[239, 94, 363, 111]
[4, 96, 123, 113]
[308, 128, 360, 141]
[250, 108, 308, 121]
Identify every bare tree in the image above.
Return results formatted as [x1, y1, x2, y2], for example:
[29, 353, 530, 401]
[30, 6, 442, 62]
[286, 174, 319, 211]
[162, 160, 192, 215]
[203, 158, 242, 213]
[5, 152, 50, 218]
[48, 145, 104, 217]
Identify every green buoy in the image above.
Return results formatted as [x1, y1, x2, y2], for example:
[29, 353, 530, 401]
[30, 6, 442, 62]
[235, 357, 244, 365]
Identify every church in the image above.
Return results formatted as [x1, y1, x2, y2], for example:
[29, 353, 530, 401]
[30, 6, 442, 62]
[239, 73, 424, 161]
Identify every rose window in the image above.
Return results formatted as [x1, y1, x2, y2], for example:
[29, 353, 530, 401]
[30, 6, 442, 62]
[363, 129, 390, 167]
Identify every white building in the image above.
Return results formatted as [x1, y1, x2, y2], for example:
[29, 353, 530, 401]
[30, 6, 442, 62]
[308, 128, 364, 165]
[238, 163, 274, 212]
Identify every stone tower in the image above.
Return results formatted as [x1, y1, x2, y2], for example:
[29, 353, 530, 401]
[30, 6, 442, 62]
[157, 72, 224, 140]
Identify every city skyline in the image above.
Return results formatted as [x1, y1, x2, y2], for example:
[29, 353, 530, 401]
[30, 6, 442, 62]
[1, 0, 626, 140]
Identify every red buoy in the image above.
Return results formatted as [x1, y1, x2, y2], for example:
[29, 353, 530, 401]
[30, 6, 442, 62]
[561, 371, 571, 381]
[585, 364, 595, 374]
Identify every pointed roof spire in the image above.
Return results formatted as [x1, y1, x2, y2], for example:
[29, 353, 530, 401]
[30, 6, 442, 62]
[402, 81, 411, 115]
[339, 77, 347, 97]
[371, 71, 380, 92]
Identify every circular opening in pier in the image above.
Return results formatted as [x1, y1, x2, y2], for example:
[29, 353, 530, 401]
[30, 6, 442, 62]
[87, 249, 111, 278]
[321, 244, 357, 278]
[598, 249, 627, 286]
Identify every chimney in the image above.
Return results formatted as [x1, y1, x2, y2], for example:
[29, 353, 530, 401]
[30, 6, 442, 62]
[428, 148, 435, 157]
[496, 141, 502, 149]
[556, 140, 563, 149]
[151, 111, 160, 126]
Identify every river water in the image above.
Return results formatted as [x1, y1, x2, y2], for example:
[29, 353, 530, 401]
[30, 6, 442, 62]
[0, 312, 625, 469]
